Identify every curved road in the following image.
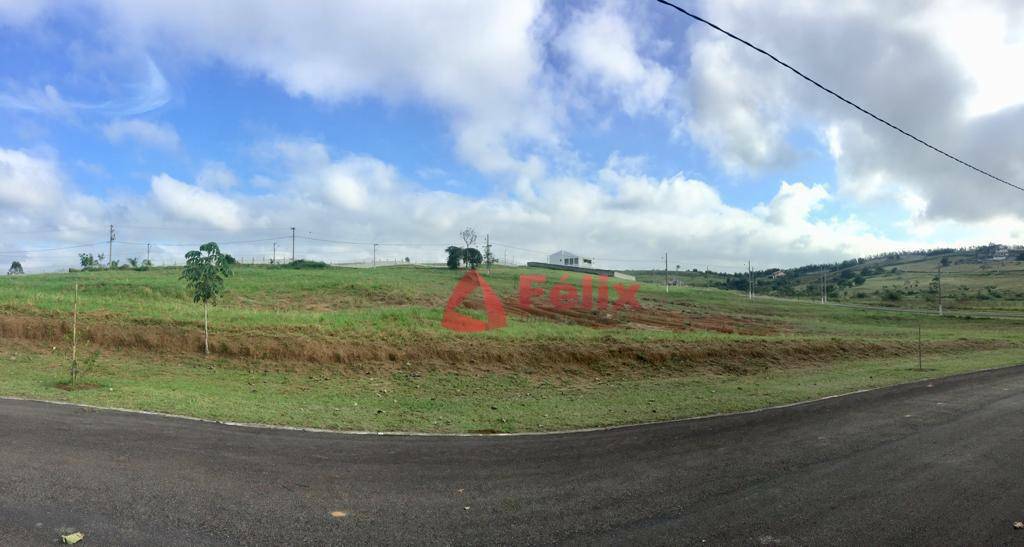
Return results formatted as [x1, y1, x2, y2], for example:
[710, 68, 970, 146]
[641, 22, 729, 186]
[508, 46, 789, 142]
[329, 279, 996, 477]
[2, 366, 1024, 545]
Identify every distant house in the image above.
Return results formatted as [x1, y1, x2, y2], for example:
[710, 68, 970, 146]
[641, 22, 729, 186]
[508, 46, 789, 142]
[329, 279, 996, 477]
[771, 270, 787, 279]
[979, 245, 1010, 261]
[548, 250, 594, 268]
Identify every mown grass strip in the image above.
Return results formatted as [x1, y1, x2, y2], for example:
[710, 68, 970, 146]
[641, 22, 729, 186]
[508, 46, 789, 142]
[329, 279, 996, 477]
[1, 345, 1019, 433]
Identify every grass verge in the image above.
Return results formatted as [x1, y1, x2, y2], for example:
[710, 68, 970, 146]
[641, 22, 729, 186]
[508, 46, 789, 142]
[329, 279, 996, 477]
[1, 344, 1020, 433]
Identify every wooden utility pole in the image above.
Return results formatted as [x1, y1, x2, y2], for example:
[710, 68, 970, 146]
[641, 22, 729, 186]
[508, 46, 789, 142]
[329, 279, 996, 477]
[290, 227, 295, 262]
[108, 224, 115, 268]
[821, 268, 826, 303]
[146, 243, 151, 264]
[748, 260, 753, 299]
[486, 234, 492, 275]
[824, 268, 828, 303]
[937, 265, 943, 315]
[665, 253, 669, 292]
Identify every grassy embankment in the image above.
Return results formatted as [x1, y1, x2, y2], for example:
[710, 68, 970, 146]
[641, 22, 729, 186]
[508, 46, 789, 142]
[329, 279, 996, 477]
[0, 264, 1021, 432]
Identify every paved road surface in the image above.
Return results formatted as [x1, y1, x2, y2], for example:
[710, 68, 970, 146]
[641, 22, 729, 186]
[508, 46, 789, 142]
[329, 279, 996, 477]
[2, 366, 1023, 545]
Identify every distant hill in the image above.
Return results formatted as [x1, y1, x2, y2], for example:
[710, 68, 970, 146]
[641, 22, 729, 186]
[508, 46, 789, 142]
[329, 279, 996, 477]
[631, 244, 1024, 312]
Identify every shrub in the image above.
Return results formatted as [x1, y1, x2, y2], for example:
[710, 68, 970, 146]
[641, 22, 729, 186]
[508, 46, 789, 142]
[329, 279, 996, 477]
[284, 259, 329, 269]
[881, 288, 902, 302]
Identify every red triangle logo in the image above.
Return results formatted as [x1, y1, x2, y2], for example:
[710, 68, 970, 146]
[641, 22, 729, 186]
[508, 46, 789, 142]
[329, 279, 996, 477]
[442, 270, 507, 332]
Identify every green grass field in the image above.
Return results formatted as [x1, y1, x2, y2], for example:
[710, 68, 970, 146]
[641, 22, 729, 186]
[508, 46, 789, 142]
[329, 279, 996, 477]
[0, 263, 1021, 432]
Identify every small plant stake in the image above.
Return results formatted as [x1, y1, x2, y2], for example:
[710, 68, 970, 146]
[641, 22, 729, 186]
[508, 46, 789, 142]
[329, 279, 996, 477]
[921, 321, 929, 372]
[71, 283, 79, 386]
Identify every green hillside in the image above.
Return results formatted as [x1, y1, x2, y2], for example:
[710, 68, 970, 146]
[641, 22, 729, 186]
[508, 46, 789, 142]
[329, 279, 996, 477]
[639, 245, 1024, 313]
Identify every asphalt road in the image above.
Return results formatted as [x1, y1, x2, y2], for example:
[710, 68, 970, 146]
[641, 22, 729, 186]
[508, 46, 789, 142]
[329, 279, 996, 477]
[2, 366, 1024, 546]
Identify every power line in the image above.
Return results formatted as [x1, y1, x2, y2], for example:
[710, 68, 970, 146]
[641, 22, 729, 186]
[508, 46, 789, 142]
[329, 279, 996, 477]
[0, 242, 105, 255]
[118, 237, 289, 247]
[297, 235, 372, 246]
[653, 0, 1024, 194]
[491, 242, 548, 255]
[377, 242, 450, 247]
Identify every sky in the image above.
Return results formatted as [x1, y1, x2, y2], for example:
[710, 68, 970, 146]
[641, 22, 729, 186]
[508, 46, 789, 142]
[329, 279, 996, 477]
[1, 0, 1024, 272]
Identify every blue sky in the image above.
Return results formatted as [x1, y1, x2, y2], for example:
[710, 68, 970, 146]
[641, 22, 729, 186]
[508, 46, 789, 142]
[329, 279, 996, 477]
[1, 1, 1023, 272]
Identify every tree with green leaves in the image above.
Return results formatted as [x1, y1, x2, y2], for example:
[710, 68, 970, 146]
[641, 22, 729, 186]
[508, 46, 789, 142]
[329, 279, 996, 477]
[79, 253, 99, 269]
[445, 246, 463, 269]
[180, 242, 234, 354]
[463, 247, 483, 269]
[7, 261, 23, 275]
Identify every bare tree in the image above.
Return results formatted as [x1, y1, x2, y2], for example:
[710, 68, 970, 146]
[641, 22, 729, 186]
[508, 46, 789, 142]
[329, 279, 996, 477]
[460, 227, 477, 249]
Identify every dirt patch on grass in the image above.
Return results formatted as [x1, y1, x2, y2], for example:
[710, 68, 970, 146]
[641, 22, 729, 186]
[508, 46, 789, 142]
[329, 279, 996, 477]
[230, 287, 439, 312]
[53, 381, 103, 391]
[0, 314, 1008, 379]
[503, 298, 782, 335]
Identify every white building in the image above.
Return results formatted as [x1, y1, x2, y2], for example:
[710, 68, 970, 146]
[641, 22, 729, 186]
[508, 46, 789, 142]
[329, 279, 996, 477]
[549, 250, 594, 268]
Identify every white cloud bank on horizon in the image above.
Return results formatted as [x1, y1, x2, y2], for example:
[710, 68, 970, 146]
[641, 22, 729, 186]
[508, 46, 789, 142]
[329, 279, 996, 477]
[6, 142, 1019, 273]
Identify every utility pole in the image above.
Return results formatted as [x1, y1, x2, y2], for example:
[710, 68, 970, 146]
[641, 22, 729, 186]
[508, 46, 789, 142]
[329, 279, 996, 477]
[108, 224, 116, 268]
[146, 243, 150, 264]
[937, 265, 943, 316]
[272, 242, 277, 264]
[665, 253, 669, 292]
[824, 268, 828, 303]
[372, 243, 379, 267]
[485, 234, 492, 275]
[290, 227, 296, 263]
[820, 268, 826, 303]
[748, 260, 753, 299]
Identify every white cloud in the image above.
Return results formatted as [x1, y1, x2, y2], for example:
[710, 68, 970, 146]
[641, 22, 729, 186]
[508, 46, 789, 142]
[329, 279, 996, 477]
[321, 155, 396, 211]
[82, 0, 557, 179]
[681, 0, 1024, 220]
[0, 84, 76, 116]
[5, 143, 1024, 272]
[912, 0, 1024, 117]
[0, 56, 170, 117]
[556, 0, 673, 115]
[196, 162, 238, 190]
[103, 119, 180, 151]
[0, 0, 51, 25]
[150, 174, 243, 230]
[158, 146, 918, 269]
[0, 148, 106, 271]
[0, 148, 63, 208]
